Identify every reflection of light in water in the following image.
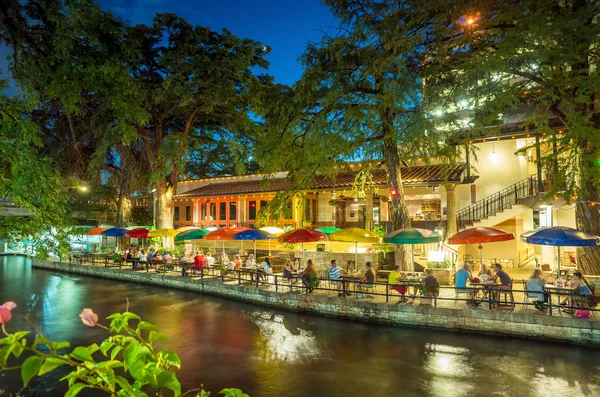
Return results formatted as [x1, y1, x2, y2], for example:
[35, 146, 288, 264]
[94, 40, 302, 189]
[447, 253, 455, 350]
[531, 373, 600, 397]
[424, 345, 475, 397]
[251, 311, 319, 362]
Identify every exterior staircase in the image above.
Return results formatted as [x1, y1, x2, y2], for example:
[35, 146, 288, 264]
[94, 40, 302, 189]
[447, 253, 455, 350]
[456, 175, 539, 230]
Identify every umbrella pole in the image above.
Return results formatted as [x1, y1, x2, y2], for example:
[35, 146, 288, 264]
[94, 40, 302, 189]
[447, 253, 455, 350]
[479, 244, 484, 273]
[240, 240, 243, 256]
[222, 240, 225, 254]
[254, 240, 256, 258]
[412, 244, 415, 271]
[302, 242, 304, 268]
[557, 246, 561, 280]
[213, 240, 216, 253]
[355, 242, 358, 271]
[269, 239, 271, 256]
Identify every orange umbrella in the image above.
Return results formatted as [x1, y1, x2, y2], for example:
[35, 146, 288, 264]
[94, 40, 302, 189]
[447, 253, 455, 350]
[84, 227, 107, 236]
[204, 229, 239, 252]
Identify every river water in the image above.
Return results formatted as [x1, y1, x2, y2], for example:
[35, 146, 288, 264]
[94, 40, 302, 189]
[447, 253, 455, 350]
[1, 255, 600, 397]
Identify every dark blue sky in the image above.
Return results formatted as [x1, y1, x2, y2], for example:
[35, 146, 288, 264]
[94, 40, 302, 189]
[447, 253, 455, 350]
[100, 0, 338, 85]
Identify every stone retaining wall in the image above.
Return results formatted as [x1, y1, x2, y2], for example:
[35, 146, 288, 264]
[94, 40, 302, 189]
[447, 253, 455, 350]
[31, 259, 600, 346]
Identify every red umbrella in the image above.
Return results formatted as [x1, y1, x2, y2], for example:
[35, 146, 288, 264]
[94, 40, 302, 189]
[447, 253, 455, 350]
[448, 227, 514, 269]
[126, 228, 150, 239]
[278, 229, 326, 267]
[204, 229, 239, 253]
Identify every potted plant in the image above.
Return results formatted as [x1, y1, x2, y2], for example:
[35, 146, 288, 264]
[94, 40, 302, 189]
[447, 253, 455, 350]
[112, 252, 124, 265]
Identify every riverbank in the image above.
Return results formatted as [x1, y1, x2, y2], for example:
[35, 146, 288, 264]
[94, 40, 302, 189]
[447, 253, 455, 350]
[31, 258, 600, 346]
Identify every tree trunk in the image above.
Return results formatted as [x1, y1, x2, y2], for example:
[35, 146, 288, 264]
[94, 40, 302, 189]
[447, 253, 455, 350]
[156, 181, 174, 248]
[382, 137, 412, 271]
[115, 194, 132, 228]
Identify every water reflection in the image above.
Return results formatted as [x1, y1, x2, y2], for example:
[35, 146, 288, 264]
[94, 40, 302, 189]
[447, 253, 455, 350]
[1, 256, 600, 397]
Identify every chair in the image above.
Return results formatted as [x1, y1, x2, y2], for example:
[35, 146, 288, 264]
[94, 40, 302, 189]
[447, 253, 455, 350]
[455, 289, 472, 307]
[361, 283, 377, 298]
[497, 280, 515, 308]
[523, 291, 541, 311]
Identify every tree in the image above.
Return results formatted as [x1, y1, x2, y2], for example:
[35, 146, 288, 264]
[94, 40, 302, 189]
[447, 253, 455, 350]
[124, 14, 271, 242]
[374, 0, 600, 273]
[256, 3, 452, 269]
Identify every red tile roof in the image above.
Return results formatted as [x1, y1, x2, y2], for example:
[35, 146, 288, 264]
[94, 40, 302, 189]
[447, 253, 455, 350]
[176, 163, 465, 198]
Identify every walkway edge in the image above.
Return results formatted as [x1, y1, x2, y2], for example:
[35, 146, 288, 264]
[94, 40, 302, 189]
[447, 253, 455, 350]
[31, 259, 600, 346]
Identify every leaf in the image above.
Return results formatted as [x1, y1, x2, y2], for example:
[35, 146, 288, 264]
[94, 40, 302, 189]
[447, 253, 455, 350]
[163, 374, 181, 397]
[160, 351, 181, 369]
[122, 312, 141, 321]
[219, 389, 249, 397]
[21, 355, 43, 387]
[70, 346, 95, 362]
[111, 345, 124, 360]
[122, 343, 140, 370]
[96, 365, 116, 392]
[137, 321, 157, 332]
[38, 357, 66, 376]
[100, 340, 114, 356]
[65, 383, 88, 397]
[115, 375, 137, 395]
[148, 331, 168, 343]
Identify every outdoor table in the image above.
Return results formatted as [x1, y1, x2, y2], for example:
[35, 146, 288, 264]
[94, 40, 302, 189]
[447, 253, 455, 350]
[544, 283, 574, 315]
[397, 279, 424, 299]
[469, 282, 499, 306]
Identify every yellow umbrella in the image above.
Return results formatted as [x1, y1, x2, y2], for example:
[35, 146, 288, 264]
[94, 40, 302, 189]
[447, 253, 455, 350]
[259, 227, 285, 236]
[148, 228, 180, 238]
[176, 226, 199, 232]
[330, 228, 380, 271]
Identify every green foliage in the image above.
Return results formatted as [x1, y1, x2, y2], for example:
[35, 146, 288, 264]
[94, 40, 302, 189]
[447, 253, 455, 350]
[426, 260, 452, 269]
[0, 306, 249, 396]
[373, 225, 386, 239]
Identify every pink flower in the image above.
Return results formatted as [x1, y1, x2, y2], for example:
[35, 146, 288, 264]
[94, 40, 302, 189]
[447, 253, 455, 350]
[0, 301, 16, 324]
[79, 308, 98, 327]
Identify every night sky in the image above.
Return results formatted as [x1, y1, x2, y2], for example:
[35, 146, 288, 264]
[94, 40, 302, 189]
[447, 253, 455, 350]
[100, 0, 338, 85]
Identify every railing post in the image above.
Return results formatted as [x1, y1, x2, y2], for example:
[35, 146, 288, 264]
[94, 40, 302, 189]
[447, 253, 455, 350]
[256, 272, 260, 288]
[238, 270, 241, 285]
[548, 292, 553, 316]
[385, 284, 389, 303]
[275, 275, 278, 292]
[342, 279, 347, 298]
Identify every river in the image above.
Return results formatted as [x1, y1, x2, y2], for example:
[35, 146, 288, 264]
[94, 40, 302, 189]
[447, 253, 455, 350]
[1, 255, 600, 397]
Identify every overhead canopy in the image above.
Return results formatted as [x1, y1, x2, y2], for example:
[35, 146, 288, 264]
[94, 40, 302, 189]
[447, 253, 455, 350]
[84, 227, 107, 236]
[148, 228, 179, 238]
[384, 228, 441, 245]
[448, 227, 514, 245]
[521, 226, 600, 247]
[175, 229, 209, 241]
[330, 228, 380, 243]
[126, 228, 150, 239]
[278, 228, 326, 243]
[101, 228, 129, 237]
[203, 229, 238, 240]
[233, 229, 276, 241]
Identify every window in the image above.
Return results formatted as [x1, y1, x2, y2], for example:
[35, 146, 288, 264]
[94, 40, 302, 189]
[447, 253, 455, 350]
[305, 198, 311, 222]
[229, 202, 237, 220]
[219, 202, 227, 221]
[283, 200, 293, 220]
[185, 205, 192, 221]
[312, 199, 317, 224]
[209, 203, 216, 220]
[249, 201, 257, 220]
[201, 203, 207, 220]
[304, 198, 317, 224]
[173, 206, 180, 222]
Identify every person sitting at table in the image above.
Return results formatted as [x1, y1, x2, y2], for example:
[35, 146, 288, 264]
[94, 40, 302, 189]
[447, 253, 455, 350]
[163, 251, 172, 265]
[283, 260, 298, 285]
[328, 260, 347, 297]
[245, 254, 256, 268]
[153, 252, 163, 267]
[356, 262, 376, 299]
[479, 264, 493, 280]
[526, 268, 547, 311]
[138, 249, 147, 264]
[258, 257, 272, 282]
[455, 262, 477, 304]
[193, 251, 206, 270]
[205, 252, 215, 266]
[147, 248, 156, 263]
[388, 265, 408, 303]
[232, 254, 242, 271]
[570, 271, 593, 309]
[218, 252, 230, 267]
[301, 259, 319, 293]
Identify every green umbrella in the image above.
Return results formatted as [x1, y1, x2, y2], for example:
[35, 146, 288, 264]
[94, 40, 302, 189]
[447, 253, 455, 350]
[175, 229, 209, 241]
[315, 227, 342, 235]
[384, 228, 441, 267]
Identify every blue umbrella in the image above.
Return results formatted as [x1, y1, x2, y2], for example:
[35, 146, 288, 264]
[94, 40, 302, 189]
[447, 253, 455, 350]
[521, 226, 600, 278]
[233, 229, 276, 257]
[100, 228, 129, 237]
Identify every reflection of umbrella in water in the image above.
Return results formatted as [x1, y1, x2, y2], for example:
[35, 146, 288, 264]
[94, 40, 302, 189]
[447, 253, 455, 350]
[521, 226, 600, 278]
[448, 227, 514, 271]
[233, 229, 276, 257]
[330, 228, 380, 271]
[384, 228, 441, 269]
[278, 229, 327, 268]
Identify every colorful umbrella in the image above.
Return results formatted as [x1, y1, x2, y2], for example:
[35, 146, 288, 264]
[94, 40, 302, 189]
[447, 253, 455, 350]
[384, 228, 441, 267]
[278, 229, 327, 267]
[233, 229, 276, 257]
[521, 226, 600, 278]
[176, 226, 199, 232]
[260, 226, 285, 236]
[330, 228, 380, 270]
[84, 227, 107, 236]
[175, 229, 209, 241]
[100, 228, 129, 237]
[448, 227, 515, 270]
[148, 228, 180, 238]
[231, 226, 252, 233]
[204, 229, 238, 252]
[126, 228, 151, 239]
[315, 227, 341, 235]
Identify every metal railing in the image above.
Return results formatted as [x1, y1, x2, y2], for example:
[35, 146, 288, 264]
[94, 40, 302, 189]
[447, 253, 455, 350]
[456, 175, 538, 229]
[66, 253, 599, 317]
